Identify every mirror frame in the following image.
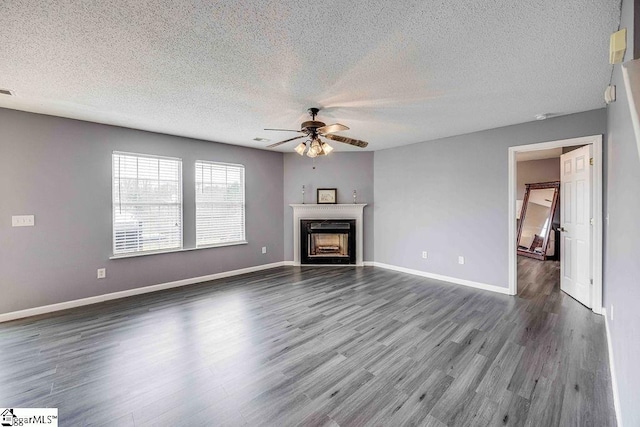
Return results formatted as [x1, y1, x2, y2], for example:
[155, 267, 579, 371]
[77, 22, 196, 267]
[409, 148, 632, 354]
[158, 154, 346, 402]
[517, 181, 560, 261]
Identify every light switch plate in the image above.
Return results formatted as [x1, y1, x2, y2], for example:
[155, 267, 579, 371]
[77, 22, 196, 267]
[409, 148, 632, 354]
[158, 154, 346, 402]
[262, 246, 267, 254]
[12, 215, 35, 227]
[97, 268, 106, 279]
[458, 256, 465, 265]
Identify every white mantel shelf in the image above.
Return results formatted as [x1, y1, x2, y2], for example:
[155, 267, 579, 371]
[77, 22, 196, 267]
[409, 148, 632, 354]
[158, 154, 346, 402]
[290, 204, 367, 266]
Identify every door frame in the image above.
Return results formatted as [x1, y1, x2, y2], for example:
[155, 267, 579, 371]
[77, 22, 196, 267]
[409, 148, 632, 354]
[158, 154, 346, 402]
[507, 135, 603, 314]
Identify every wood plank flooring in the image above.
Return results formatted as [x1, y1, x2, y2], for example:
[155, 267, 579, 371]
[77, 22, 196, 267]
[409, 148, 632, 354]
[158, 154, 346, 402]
[0, 260, 616, 426]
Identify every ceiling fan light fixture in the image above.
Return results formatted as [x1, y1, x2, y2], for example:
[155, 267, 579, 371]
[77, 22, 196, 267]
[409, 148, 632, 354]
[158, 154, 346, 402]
[264, 107, 369, 154]
[294, 142, 307, 155]
[310, 138, 322, 155]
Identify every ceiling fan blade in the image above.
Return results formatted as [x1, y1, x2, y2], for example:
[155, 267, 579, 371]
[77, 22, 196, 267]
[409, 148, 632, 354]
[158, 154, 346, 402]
[266, 135, 306, 148]
[264, 128, 304, 132]
[317, 123, 349, 134]
[323, 133, 368, 148]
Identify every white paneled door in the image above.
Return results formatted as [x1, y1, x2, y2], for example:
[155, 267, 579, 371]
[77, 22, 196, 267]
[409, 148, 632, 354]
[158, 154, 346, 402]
[560, 145, 592, 308]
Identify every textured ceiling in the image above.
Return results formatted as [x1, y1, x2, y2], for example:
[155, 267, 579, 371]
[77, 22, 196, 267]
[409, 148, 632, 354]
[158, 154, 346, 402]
[0, 1, 621, 152]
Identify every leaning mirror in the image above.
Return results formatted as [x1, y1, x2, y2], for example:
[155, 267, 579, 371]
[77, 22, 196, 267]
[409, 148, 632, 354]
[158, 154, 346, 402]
[517, 181, 560, 260]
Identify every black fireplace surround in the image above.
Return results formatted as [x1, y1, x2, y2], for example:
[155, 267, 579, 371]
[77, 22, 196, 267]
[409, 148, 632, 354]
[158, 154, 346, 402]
[300, 219, 356, 265]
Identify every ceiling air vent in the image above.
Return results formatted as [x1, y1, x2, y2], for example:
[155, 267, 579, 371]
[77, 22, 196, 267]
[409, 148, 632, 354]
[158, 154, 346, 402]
[0, 89, 15, 96]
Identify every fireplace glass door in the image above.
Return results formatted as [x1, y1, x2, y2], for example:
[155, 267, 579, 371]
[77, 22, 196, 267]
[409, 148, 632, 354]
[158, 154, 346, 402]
[300, 220, 356, 264]
[309, 232, 349, 258]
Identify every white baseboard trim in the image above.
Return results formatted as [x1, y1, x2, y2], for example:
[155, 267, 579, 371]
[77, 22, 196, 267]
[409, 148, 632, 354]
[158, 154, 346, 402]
[603, 307, 623, 427]
[0, 260, 509, 322]
[0, 261, 287, 323]
[369, 262, 511, 295]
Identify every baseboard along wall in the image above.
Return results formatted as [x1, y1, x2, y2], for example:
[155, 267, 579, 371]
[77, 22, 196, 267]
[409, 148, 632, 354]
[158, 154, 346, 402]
[0, 262, 287, 323]
[1, 260, 510, 323]
[603, 307, 623, 427]
[370, 262, 511, 295]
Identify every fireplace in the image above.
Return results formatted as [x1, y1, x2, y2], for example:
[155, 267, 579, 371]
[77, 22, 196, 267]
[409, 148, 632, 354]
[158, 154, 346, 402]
[290, 204, 366, 266]
[301, 219, 356, 264]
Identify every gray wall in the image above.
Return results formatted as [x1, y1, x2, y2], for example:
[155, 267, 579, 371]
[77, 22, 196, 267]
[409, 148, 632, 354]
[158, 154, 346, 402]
[604, 0, 640, 424]
[0, 108, 284, 314]
[374, 109, 606, 288]
[516, 158, 561, 199]
[283, 152, 374, 261]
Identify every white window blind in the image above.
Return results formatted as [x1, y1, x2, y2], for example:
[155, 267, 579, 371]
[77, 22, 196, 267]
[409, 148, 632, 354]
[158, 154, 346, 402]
[195, 161, 245, 247]
[112, 152, 182, 255]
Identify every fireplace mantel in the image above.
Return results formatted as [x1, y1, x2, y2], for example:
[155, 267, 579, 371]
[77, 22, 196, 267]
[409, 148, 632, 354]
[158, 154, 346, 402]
[290, 204, 366, 266]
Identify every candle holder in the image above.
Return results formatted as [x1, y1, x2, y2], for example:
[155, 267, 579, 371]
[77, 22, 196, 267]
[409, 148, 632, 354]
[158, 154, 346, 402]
[353, 190, 357, 204]
[302, 185, 305, 204]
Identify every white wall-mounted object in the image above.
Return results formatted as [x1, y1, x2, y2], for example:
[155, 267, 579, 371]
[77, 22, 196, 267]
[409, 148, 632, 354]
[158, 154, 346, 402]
[622, 58, 640, 160]
[12, 215, 35, 227]
[610, 28, 627, 64]
[290, 204, 366, 266]
[97, 268, 106, 279]
[604, 85, 616, 104]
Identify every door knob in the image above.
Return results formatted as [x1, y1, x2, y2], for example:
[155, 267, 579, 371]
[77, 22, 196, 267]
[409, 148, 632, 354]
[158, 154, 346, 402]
[559, 227, 567, 232]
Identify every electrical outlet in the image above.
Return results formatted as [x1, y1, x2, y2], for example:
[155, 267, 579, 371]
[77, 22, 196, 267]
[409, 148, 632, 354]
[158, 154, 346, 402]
[262, 246, 267, 254]
[610, 304, 614, 321]
[458, 256, 465, 265]
[421, 251, 428, 259]
[97, 268, 106, 279]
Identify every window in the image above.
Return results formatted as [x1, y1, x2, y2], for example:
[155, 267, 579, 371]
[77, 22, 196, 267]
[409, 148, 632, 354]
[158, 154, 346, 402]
[112, 152, 182, 255]
[195, 161, 245, 247]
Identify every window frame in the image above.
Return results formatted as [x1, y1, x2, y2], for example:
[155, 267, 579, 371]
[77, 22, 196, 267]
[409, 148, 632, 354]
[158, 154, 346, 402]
[194, 160, 247, 248]
[111, 151, 184, 257]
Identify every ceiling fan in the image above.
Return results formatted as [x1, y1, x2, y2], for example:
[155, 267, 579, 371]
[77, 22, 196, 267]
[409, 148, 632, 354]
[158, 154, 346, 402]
[264, 107, 368, 157]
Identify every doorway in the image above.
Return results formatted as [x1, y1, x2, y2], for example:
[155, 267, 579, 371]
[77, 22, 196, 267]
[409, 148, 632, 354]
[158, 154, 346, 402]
[508, 135, 603, 314]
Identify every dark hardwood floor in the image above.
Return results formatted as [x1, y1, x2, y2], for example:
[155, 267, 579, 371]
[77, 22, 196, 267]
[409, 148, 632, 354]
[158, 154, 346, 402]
[0, 261, 615, 426]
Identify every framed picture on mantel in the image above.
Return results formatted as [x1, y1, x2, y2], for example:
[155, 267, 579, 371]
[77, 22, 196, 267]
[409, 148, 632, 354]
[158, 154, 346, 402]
[317, 188, 337, 204]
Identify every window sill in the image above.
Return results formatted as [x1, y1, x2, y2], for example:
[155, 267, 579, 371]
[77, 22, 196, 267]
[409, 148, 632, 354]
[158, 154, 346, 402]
[110, 241, 248, 260]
